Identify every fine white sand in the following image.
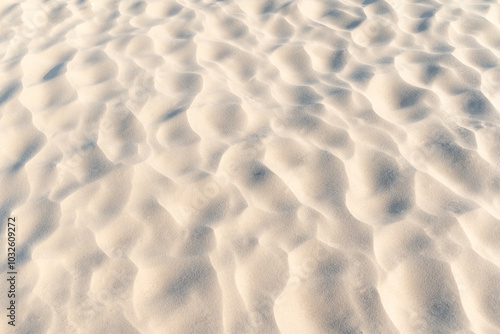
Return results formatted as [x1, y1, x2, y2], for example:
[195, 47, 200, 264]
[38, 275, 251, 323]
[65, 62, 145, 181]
[1, 0, 500, 333]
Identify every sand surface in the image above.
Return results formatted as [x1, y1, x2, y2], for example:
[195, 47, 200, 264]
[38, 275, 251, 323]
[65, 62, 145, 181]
[1, 0, 500, 333]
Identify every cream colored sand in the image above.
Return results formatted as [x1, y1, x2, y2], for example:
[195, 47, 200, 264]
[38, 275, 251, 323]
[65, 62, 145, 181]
[1, 0, 500, 333]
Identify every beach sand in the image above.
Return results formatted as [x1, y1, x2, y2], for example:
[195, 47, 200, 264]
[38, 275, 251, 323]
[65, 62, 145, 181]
[1, 0, 500, 333]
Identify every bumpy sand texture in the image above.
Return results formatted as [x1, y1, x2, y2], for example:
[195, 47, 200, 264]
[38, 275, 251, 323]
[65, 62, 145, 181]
[1, 0, 500, 333]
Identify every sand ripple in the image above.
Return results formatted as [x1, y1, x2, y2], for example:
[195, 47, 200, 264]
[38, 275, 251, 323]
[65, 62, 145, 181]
[1, 0, 500, 333]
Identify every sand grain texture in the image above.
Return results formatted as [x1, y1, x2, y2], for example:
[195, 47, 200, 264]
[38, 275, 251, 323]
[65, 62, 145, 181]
[1, 0, 500, 333]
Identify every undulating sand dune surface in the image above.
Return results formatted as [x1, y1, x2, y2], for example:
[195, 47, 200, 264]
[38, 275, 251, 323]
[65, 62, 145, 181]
[1, 0, 500, 333]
